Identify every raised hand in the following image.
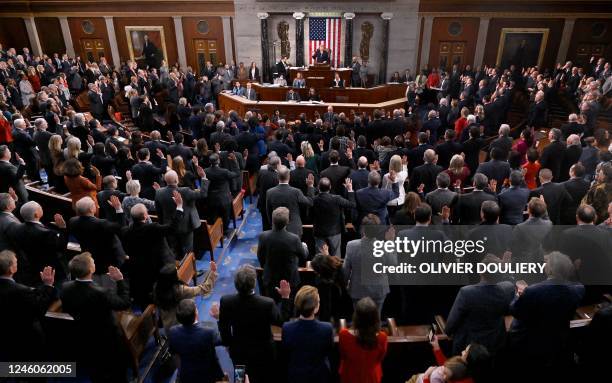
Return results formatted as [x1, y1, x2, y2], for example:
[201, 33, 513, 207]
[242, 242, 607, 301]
[209, 261, 217, 273]
[108, 195, 122, 211]
[275, 280, 291, 300]
[346, 147, 353, 160]
[388, 169, 397, 183]
[401, 155, 408, 165]
[172, 190, 183, 207]
[40, 266, 55, 286]
[209, 302, 220, 320]
[344, 178, 353, 192]
[107, 266, 123, 281]
[286, 153, 293, 163]
[320, 243, 329, 256]
[441, 205, 451, 221]
[306, 173, 315, 188]
[417, 183, 425, 194]
[125, 170, 132, 181]
[371, 160, 380, 171]
[197, 166, 206, 179]
[8, 187, 17, 202]
[214, 142, 221, 153]
[152, 182, 160, 190]
[156, 148, 164, 158]
[53, 213, 66, 229]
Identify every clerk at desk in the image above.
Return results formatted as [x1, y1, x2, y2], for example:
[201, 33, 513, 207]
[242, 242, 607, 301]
[312, 45, 330, 64]
[331, 72, 344, 88]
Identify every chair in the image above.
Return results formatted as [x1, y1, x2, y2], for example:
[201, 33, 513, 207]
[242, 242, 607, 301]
[232, 190, 245, 228]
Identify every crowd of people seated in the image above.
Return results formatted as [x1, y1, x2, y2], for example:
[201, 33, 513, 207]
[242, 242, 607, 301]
[0, 42, 611, 383]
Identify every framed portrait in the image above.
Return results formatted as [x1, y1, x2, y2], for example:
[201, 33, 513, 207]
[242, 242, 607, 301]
[496, 28, 549, 69]
[125, 26, 168, 69]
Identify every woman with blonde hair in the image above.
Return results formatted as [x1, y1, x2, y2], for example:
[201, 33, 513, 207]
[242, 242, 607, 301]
[48, 134, 67, 192]
[382, 155, 408, 214]
[301, 140, 320, 175]
[64, 136, 81, 160]
[445, 154, 471, 190]
[18, 73, 34, 107]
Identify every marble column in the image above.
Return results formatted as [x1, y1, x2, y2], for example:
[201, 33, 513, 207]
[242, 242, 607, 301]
[419, 15, 434, 70]
[473, 17, 490, 68]
[58, 17, 75, 57]
[343, 13, 355, 68]
[23, 17, 43, 56]
[258, 13, 271, 83]
[556, 18, 576, 64]
[293, 12, 305, 67]
[173, 16, 188, 69]
[222, 16, 235, 64]
[379, 13, 393, 84]
[104, 16, 121, 69]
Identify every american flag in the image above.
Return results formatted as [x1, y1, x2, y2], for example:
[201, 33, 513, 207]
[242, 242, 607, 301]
[309, 17, 342, 67]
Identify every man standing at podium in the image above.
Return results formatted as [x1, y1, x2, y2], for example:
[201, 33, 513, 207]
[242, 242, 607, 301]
[312, 44, 330, 64]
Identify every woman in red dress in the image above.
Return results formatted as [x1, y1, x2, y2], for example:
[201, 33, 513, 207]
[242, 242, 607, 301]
[339, 297, 388, 383]
[27, 66, 41, 93]
[454, 107, 470, 140]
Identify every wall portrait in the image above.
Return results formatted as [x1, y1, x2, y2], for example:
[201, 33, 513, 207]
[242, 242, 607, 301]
[496, 28, 549, 69]
[125, 26, 168, 69]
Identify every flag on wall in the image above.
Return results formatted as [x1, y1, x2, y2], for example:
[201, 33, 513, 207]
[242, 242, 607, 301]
[309, 17, 342, 67]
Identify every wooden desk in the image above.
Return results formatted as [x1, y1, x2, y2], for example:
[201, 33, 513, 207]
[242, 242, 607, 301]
[288, 66, 352, 87]
[251, 83, 407, 104]
[219, 92, 407, 120]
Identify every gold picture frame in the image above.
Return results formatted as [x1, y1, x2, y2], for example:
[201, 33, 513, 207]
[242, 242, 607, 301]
[496, 28, 549, 68]
[125, 26, 168, 67]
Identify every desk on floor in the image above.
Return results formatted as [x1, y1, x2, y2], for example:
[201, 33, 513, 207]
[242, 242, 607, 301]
[251, 83, 407, 104]
[288, 65, 352, 87]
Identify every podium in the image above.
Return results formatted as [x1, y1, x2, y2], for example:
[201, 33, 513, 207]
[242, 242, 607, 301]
[288, 65, 352, 89]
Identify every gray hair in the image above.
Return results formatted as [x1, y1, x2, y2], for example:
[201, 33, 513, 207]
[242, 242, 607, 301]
[126, 179, 141, 196]
[216, 121, 225, 130]
[34, 118, 47, 130]
[0, 250, 17, 275]
[68, 252, 94, 279]
[74, 113, 86, 127]
[268, 155, 281, 169]
[467, 114, 476, 123]
[13, 118, 26, 129]
[277, 165, 290, 182]
[164, 170, 179, 186]
[234, 264, 257, 295]
[544, 251, 575, 281]
[499, 124, 510, 136]
[368, 170, 381, 186]
[0, 193, 13, 211]
[423, 149, 436, 164]
[272, 206, 290, 229]
[130, 203, 147, 222]
[20, 201, 41, 221]
[75, 197, 96, 216]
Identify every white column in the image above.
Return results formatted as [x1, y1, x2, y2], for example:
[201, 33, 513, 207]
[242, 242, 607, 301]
[173, 16, 188, 69]
[222, 16, 235, 64]
[58, 17, 75, 57]
[419, 16, 434, 70]
[556, 18, 576, 64]
[23, 17, 43, 56]
[104, 16, 121, 70]
[473, 17, 490, 68]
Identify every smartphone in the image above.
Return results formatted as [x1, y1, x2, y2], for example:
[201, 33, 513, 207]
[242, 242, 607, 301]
[234, 365, 246, 383]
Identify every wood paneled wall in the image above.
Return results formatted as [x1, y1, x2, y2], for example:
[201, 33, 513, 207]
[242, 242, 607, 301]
[113, 17, 178, 65]
[483, 18, 564, 69]
[35, 17, 65, 55]
[182, 17, 227, 68]
[567, 19, 612, 67]
[67, 17, 112, 64]
[428, 17, 480, 69]
[0, 18, 30, 53]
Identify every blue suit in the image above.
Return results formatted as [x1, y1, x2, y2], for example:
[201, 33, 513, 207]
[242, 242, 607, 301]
[312, 49, 330, 63]
[168, 323, 224, 383]
[232, 86, 246, 97]
[355, 183, 399, 227]
[498, 186, 530, 224]
[282, 319, 334, 383]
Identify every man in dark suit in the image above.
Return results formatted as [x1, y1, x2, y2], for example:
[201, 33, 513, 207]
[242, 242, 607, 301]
[169, 299, 224, 383]
[0, 192, 20, 252]
[351, 57, 361, 87]
[11, 118, 38, 181]
[33, 118, 54, 180]
[331, 74, 344, 88]
[61, 252, 132, 382]
[476, 147, 511, 193]
[453, 173, 497, 224]
[214, 265, 291, 383]
[205, 153, 241, 232]
[424, 172, 457, 225]
[529, 168, 573, 225]
[446, 254, 515, 355]
[131, 148, 167, 200]
[320, 150, 352, 196]
[168, 133, 194, 163]
[488, 124, 513, 160]
[560, 113, 583, 140]
[350, 156, 371, 191]
[275, 56, 289, 79]
[155, 169, 209, 258]
[509, 252, 584, 381]
[0, 145, 28, 202]
[97, 176, 126, 223]
[435, 129, 462, 169]
[87, 83, 105, 121]
[561, 164, 590, 224]
[312, 177, 356, 257]
[121, 199, 184, 306]
[409, 149, 443, 194]
[407, 132, 434, 172]
[244, 82, 257, 101]
[539, 128, 566, 182]
[257, 156, 280, 230]
[290, 155, 315, 195]
[0, 250, 57, 362]
[286, 89, 301, 102]
[258, 206, 307, 296]
[559, 134, 582, 182]
[498, 171, 530, 225]
[69, 196, 126, 280]
[312, 45, 330, 63]
[266, 166, 315, 238]
[355, 170, 399, 227]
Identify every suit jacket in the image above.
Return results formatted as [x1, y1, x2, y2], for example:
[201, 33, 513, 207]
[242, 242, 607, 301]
[232, 86, 245, 97]
[320, 165, 352, 195]
[131, 161, 165, 200]
[168, 324, 224, 383]
[0, 278, 57, 361]
[88, 90, 104, 118]
[561, 178, 590, 224]
[561, 122, 583, 140]
[205, 165, 240, 206]
[312, 191, 356, 237]
[154, 182, 209, 233]
[219, 292, 290, 369]
[539, 141, 566, 182]
[282, 319, 334, 383]
[0, 211, 20, 251]
[244, 87, 257, 101]
[453, 190, 497, 225]
[355, 184, 399, 225]
[435, 140, 462, 169]
[256, 168, 279, 213]
[476, 160, 511, 193]
[266, 183, 314, 237]
[489, 136, 513, 160]
[510, 217, 553, 263]
[69, 214, 126, 273]
[0, 159, 28, 202]
[425, 188, 458, 225]
[286, 91, 301, 102]
[258, 227, 306, 289]
[498, 186, 529, 225]
[349, 168, 370, 191]
[410, 163, 443, 194]
[290, 167, 315, 196]
[529, 182, 572, 225]
[313, 50, 330, 63]
[343, 238, 396, 300]
[446, 281, 515, 355]
[559, 225, 612, 286]
[559, 145, 582, 182]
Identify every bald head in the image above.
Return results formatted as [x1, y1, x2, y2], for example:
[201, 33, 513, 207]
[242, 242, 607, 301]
[296, 155, 305, 168]
[130, 203, 148, 222]
[358, 156, 368, 169]
[539, 168, 553, 183]
[567, 134, 580, 146]
[75, 197, 96, 216]
[165, 170, 179, 186]
[423, 149, 436, 164]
